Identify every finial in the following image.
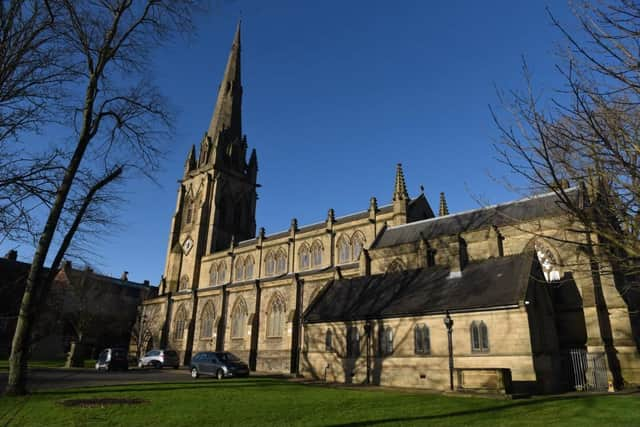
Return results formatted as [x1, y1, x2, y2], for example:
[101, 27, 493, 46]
[290, 218, 298, 231]
[439, 192, 449, 216]
[327, 208, 335, 222]
[420, 184, 424, 194]
[393, 163, 409, 201]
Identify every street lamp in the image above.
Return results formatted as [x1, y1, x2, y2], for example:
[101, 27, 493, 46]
[443, 310, 454, 391]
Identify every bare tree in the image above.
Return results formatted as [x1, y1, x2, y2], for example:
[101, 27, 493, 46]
[6, 0, 201, 395]
[493, 1, 640, 279]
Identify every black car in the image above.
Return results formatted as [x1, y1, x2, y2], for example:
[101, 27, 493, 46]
[95, 348, 129, 371]
[190, 351, 249, 379]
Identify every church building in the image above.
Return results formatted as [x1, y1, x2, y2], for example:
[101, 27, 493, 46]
[139, 25, 640, 394]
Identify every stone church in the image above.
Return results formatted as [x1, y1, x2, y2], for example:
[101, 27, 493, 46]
[139, 25, 640, 394]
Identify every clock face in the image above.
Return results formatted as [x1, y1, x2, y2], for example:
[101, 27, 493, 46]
[182, 237, 194, 255]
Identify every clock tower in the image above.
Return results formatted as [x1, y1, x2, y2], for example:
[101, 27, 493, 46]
[162, 23, 257, 293]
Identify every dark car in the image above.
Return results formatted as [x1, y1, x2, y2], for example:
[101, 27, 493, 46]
[95, 348, 129, 371]
[190, 351, 249, 379]
[138, 349, 180, 369]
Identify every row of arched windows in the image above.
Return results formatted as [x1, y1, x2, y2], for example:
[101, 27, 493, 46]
[229, 294, 288, 339]
[235, 255, 255, 281]
[209, 262, 227, 286]
[265, 249, 287, 277]
[314, 321, 489, 356]
[298, 240, 323, 270]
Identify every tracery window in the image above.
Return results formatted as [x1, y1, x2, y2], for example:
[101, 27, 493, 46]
[311, 241, 323, 268]
[276, 250, 287, 274]
[265, 251, 276, 276]
[337, 236, 351, 264]
[173, 306, 187, 340]
[230, 298, 248, 339]
[184, 198, 194, 225]
[386, 259, 405, 274]
[414, 324, 430, 354]
[352, 232, 365, 261]
[379, 326, 394, 355]
[325, 329, 333, 352]
[534, 240, 561, 281]
[346, 326, 360, 358]
[470, 320, 489, 353]
[235, 257, 244, 282]
[244, 256, 254, 280]
[298, 244, 310, 270]
[216, 262, 226, 285]
[200, 302, 215, 338]
[266, 294, 286, 338]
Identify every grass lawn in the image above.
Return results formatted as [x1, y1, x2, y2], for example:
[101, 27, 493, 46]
[0, 378, 638, 427]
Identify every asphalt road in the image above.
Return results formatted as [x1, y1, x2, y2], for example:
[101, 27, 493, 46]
[0, 367, 193, 391]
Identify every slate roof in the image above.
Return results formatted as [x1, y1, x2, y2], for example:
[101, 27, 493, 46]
[373, 187, 580, 249]
[304, 252, 537, 323]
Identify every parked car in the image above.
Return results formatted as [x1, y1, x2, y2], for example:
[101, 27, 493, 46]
[138, 349, 180, 369]
[95, 348, 129, 371]
[190, 351, 249, 379]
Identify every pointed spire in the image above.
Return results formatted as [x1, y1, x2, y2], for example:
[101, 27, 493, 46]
[393, 163, 409, 201]
[185, 144, 197, 176]
[439, 192, 449, 216]
[207, 22, 243, 143]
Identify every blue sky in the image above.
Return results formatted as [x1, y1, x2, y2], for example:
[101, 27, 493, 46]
[1, 1, 578, 284]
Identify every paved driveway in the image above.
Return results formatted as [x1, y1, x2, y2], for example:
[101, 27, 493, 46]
[0, 367, 193, 391]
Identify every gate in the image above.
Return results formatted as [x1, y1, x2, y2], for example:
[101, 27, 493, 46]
[569, 349, 608, 391]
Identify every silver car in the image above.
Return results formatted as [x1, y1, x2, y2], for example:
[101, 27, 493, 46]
[138, 349, 180, 369]
[190, 351, 250, 379]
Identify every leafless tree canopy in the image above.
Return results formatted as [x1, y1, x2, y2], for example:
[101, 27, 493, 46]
[4, 0, 202, 395]
[493, 1, 640, 271]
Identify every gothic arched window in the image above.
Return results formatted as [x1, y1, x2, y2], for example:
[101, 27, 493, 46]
[346, 326, 360, 358]
[325, 329, 333, 352]
[470, 320, 489, 353]
[386, 259, 405, 274]
[298, 243, 310, 271]
[414, 324, 430, 354]
[352, 231, 365, 261]
[200, 302, 215, 338]
[216, 262, 226, 285]
[266, 293, 286, 338]
[337, 236, 351, 264]
[276, 249, 287, 274]
[235, 257, 244, 282]
[534, 240, 561, 281]
[311, 240, 323, 268]
[210, 264, 218, 286]
[173, 306, 187, 340]
[230, 298, 248, 339]
[244, 256, 254, 280]
[265, 251, 276, 276]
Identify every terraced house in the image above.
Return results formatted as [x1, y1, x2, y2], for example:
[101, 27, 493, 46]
[139, 25, 640, 395]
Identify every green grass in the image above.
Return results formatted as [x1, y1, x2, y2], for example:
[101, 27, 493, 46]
[0, 378, 638, 426]
[0, 359, 96, 369]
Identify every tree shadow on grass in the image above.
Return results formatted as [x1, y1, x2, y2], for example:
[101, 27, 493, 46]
[33, 379, 292, 396]
[323, 393, 636, 427]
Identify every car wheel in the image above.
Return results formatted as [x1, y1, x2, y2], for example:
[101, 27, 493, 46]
[173, 365, 179, 369]
[191, 368, 199, 379]
[216, 369, 224, 380]
[152, 361, 161, 369]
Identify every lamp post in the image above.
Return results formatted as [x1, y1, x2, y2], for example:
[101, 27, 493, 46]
[443, 310, 454, 391]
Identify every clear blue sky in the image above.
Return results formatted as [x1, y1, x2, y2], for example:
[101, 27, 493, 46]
[1, 1, 578, 284]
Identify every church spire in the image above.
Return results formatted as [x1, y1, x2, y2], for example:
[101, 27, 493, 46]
[184, 144, 197, 176]
[439, 192, 449, 216]
[207, 21, 242, 142]
[393, 163, 409, 201]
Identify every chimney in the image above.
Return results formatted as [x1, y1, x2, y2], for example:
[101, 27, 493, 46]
[143, 280, 150, 286]
[4, 249, 17, 261]
[121, 271, 129, 281]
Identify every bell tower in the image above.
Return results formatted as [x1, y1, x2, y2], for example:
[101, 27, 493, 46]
[162, 23, 257, 293]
